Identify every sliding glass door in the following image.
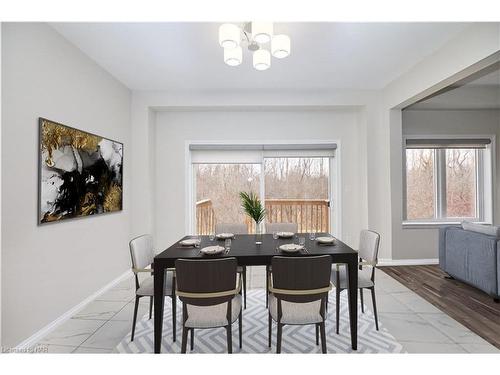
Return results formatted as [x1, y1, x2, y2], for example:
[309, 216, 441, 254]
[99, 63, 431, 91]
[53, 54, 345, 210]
[195, 163, 261, 234]
[191, 144, 335, 235]
[264, 157, 330, 233]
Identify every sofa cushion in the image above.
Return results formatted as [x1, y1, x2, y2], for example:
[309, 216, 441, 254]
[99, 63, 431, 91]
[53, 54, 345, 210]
[462, 221, 500, 238]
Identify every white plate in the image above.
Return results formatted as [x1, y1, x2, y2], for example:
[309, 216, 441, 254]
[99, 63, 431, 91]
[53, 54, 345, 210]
[279, 244, 304, 253]
[200, 245, 225, 255]
[216, 233, 234, 239]
[179, 239, 200, 246]
[277, 231, 295, 238]
[316, 236, 335, 244]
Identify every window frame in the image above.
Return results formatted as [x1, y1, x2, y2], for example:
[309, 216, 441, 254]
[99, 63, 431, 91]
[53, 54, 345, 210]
[402, 135, 495, 228]
[185, 140, 341, 238]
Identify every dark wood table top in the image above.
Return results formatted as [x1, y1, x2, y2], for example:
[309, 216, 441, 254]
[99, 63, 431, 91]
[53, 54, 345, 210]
[155, 233, 358, 267]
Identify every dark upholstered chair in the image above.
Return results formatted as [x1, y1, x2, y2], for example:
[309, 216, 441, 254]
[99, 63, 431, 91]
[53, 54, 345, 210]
[129, 234, 176, 342]
[268, 255, 332, 353]
[175, 257, 243, 353]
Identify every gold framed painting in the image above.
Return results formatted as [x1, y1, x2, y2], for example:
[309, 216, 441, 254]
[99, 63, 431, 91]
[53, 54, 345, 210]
[38, 118, 123, 224]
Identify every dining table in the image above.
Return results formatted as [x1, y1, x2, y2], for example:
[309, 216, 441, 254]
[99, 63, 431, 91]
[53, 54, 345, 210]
[153, 233, 359, 353]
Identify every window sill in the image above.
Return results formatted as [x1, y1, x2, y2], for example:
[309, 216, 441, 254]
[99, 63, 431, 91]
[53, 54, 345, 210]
[402, 221, 490, 229]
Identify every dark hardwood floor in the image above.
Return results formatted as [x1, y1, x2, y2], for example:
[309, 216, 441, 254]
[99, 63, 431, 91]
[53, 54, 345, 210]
[381, 265, 500, 350]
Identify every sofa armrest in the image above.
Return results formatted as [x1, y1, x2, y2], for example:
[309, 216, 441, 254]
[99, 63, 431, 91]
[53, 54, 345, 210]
[498, 241, 500, 296]
[439, 226, 461, 271]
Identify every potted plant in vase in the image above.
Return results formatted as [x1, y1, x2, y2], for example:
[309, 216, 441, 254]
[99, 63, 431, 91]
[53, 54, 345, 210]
[239, 191, 266, 244]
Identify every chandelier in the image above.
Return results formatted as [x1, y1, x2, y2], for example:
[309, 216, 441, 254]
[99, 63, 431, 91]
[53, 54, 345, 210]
[218, 22, 290, 71]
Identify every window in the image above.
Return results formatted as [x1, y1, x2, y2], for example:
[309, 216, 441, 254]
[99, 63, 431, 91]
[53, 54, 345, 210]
[406, 149, 435, 220]
[195, 163, 261, 234]
[404, 138, 493, 223]
[189, 143, 337, 235]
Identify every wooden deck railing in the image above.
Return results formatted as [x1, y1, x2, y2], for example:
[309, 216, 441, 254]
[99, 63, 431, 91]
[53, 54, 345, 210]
[196, 198, 330, 235]
[265, 199, 330, 233]
[195, 199, 215, 235]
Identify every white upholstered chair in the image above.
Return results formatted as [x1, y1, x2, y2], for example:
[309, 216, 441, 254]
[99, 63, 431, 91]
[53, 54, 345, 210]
[331, 230, 380, 333]
[129, 234, 176, 341]
[265, 222, 298, 234]
[215, 223, 248, 309]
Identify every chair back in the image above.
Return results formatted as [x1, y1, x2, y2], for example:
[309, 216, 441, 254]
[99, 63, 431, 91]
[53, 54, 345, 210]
[358, 230, 380, 264]
[271, 255, 332, 303]
[175, 257, 238, 306]
[215, 223, 248, 235]
[129, 234, 154, 271]
[265, 222, 298, 234]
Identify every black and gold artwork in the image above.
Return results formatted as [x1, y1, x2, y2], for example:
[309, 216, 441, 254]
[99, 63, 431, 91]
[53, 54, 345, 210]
[39, 118, 123, 224]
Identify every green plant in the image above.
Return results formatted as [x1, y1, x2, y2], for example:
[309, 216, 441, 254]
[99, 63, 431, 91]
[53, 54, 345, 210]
[239, 191, 266, 224]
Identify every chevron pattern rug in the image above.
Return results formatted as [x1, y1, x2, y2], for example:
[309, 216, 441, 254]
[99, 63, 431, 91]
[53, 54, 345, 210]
[116, 289, 405, 354]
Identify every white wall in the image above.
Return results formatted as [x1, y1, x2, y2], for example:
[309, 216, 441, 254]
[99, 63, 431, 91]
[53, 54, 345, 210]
[375, 23, 500, 262]
[153, 109, 367, 250]
[395, 109, 500, 260]
[1, 23, 131, 346]
[0, 22, 3, 347]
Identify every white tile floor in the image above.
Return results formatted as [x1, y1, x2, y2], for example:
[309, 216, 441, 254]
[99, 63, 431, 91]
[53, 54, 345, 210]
[34, 267, 499, 353]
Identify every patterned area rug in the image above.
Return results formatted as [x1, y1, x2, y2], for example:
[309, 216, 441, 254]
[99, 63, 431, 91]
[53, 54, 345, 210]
[116, 289, 404, 354]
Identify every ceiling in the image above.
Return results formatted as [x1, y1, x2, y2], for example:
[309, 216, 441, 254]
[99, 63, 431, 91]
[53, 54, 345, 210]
[50, 22, 470, 91]
[408, 68, 500, 110]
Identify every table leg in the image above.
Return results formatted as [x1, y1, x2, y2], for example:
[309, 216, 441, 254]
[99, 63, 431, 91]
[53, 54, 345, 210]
[154, 263, 165, 353]
[346, 258, 358, 350]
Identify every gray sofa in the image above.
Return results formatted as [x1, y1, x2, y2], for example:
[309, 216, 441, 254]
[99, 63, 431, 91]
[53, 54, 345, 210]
[439, 226, 500, 302]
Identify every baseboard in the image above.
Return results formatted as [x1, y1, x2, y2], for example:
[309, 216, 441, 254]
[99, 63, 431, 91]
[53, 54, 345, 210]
[15, 269, 132, 350]
[378, 258, 439, 266]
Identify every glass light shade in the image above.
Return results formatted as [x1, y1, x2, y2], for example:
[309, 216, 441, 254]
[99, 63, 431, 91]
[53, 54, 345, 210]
[219, 23, 240, 49]
[224, 46, 242, 66]
[252, 22, 273, 44]
[253, 49, 271, 71]
[271, 34, 290, 58]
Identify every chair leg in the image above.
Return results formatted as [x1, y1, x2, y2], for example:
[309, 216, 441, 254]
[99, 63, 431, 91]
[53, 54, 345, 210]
[190, 328, 194, 351]
[242, 266, 247, 309]
[226, 324, 233, 354]
[360, 288, 364, 313]
[149, 296, 153, 319]
[326, 294, 329, 313]
[276, 323, 283, 354]
[131, 296, 140, 341]
[268, 313, 272, 348]
[370, 287, 379, 331]
[320, 322, 327, 354]
[181, 327, 188, 354]
[335, 287, 340, 334]
[266, 266, 269, 308]
[315, 323, 319, 345]
[172, 296, 177, 342]
[239, 312, 243, 349]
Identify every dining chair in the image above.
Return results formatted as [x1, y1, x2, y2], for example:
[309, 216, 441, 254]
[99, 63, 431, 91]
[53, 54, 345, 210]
[175, 257, 243, 353]
[129, 234, 176, 342]
[215, 223, 248, 309]
[264, 222, 299, 308]
[268, 255, 332, 353]
[331, 230, 380, 333]
[265, 222, 298, 234]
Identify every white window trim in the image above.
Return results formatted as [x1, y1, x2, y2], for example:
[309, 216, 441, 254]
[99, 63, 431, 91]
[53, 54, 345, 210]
[402, 134, 496, 228]
[184, 139, 342, 239]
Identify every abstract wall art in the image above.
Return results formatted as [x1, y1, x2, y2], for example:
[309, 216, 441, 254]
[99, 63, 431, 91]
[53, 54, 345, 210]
[39, 118, 123, 224]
